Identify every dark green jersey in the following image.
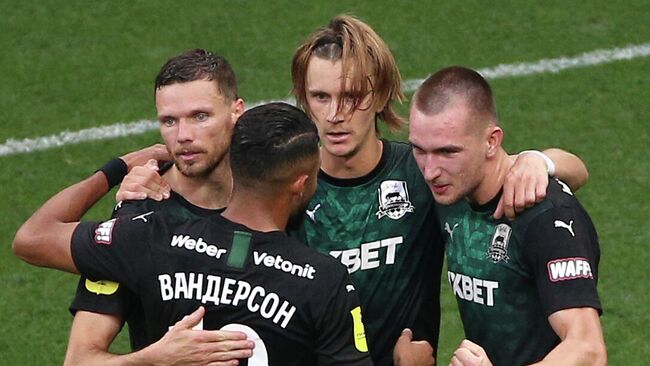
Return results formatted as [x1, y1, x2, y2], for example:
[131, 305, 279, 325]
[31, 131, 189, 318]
[437, 178, 601, 366]
[297, 141, 444, 366]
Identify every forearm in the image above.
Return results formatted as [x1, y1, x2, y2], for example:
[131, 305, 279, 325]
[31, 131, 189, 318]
[65, 345, 161, 366]
[65, 343, 173, 366]
[531, 308, 607, 366]
[64, 311, 161, 366]
[12, 172, 110, 271]
[542, 148, 589, 191]
[529, 338, 606, 366]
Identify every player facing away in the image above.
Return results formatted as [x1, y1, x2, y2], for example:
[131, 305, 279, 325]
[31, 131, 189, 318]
[290, 14, 590, 366]
[409, 66, 607, 366]
[13, 102, 373, 365]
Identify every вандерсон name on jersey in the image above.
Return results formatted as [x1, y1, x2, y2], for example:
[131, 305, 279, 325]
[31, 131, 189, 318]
[158, 272, 296, 328]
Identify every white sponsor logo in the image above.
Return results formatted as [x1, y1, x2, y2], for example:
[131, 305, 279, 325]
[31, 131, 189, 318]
[554, 220, 575, 237]
[94, 218, 117, 245]
[170, 235, 227, 259]
[444, 222, 459, 240]
[252, 251, 316, 279]
[547, 257, 593, 282]
[556, 178, 573, 196]
[448, 271, 499, 306]
[346, 284, 356, 293]
[330, 236, 403, 274]
[158, 272, 296, 329]
[376, 180, 414, 220]
[132, 211, 154, 223]
[306, 203, 321, 222]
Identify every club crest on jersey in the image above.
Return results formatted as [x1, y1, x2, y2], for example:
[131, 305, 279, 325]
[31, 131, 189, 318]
[376, 180, 414, 220]
[487, 223, 511, 263]
[94, 218, 117, 245]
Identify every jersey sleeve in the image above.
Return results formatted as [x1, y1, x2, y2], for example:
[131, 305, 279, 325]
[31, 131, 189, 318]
[314, 266, 373, 366]
[69, 200, 153, 317]
[71, 216, 154, 291]
[522, 205, 602, 317]
[68, 276, 134, 319]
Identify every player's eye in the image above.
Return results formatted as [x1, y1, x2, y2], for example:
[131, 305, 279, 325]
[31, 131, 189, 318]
[161, 118, 176, 127]
[196, 112, 209, 122]
[311, 92, 329, 102]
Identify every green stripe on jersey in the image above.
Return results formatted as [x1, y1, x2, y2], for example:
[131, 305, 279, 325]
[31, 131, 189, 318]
[227, 231, 252, 269]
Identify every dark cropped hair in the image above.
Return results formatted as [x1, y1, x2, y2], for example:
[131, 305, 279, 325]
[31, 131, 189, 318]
[230, 102, 319, 184]
[154, 48, 238, 101]
[414, 66, 497, 123]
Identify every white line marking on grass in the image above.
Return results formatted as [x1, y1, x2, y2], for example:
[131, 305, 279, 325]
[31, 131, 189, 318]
[3, 43, 650, 157]
[403, 43, 650, 91]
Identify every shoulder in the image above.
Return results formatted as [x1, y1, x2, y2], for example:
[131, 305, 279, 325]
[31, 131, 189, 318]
[268, 234, 350, 278]
[515, 178, 590, 227]
[385, 139, 412, 154]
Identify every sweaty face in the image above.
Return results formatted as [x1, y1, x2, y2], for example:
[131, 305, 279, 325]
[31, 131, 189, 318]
[156, 80, 239, 178]
[408, 101, 488, 205]
[305, 56, 378, 160]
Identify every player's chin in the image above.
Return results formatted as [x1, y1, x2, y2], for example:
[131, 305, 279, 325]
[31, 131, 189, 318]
[176, 161, 208, 177]
[323, 142, 356, 159]
[430, 189, 459, 206]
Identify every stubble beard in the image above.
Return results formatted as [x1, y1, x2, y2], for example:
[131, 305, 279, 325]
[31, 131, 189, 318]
[174, 150, 225, 178]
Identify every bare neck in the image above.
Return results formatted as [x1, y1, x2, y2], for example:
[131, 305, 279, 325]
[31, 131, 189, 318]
[221, 187, 289, 232]
[320, 138, 383, 179]
[165, 161, 232, 210]
[468, 148, 513, 205]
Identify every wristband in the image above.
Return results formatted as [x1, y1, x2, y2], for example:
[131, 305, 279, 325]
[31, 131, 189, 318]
[97, 157, 128, 189]
[519, 150, 556, 176]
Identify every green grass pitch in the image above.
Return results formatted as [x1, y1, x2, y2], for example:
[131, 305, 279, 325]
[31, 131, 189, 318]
[1, 1, 649, 364]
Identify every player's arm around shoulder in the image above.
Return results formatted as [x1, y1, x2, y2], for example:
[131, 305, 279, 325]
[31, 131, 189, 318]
[530, 307, 606, 366]
[12, 171, 111, 273]
[496, 148, 588, 219]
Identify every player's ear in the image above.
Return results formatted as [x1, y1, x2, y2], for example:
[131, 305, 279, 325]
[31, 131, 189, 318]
[231, 98, 245, 123]
[486, 125, 503, 158]
[289, 174, 309, 195]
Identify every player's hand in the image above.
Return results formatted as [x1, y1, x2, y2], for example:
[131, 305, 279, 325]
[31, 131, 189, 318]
[449, 339, 493, 366]
[115, 159, 171, 202]
[494, 152, 548, 220]
[119, 144, 171, 171]
[393, 328, 435, 366]
[147, 306, 254, 366]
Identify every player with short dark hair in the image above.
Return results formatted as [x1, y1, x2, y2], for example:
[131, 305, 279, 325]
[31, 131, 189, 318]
[409, 66, 606, 366]
[13, 102, 372, 365]
[65, 48, 251, 365]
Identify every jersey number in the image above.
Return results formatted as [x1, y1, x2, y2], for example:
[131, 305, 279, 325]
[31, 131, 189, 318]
[187, 321, 270, 365]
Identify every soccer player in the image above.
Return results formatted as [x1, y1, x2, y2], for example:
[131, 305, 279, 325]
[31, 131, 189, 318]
[13, 102, 373, 365]
[65, 48, 254, 365]
[112, 15, 590, 365]
[408, 66, 606, 365]
[289, 15, 590, 366]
